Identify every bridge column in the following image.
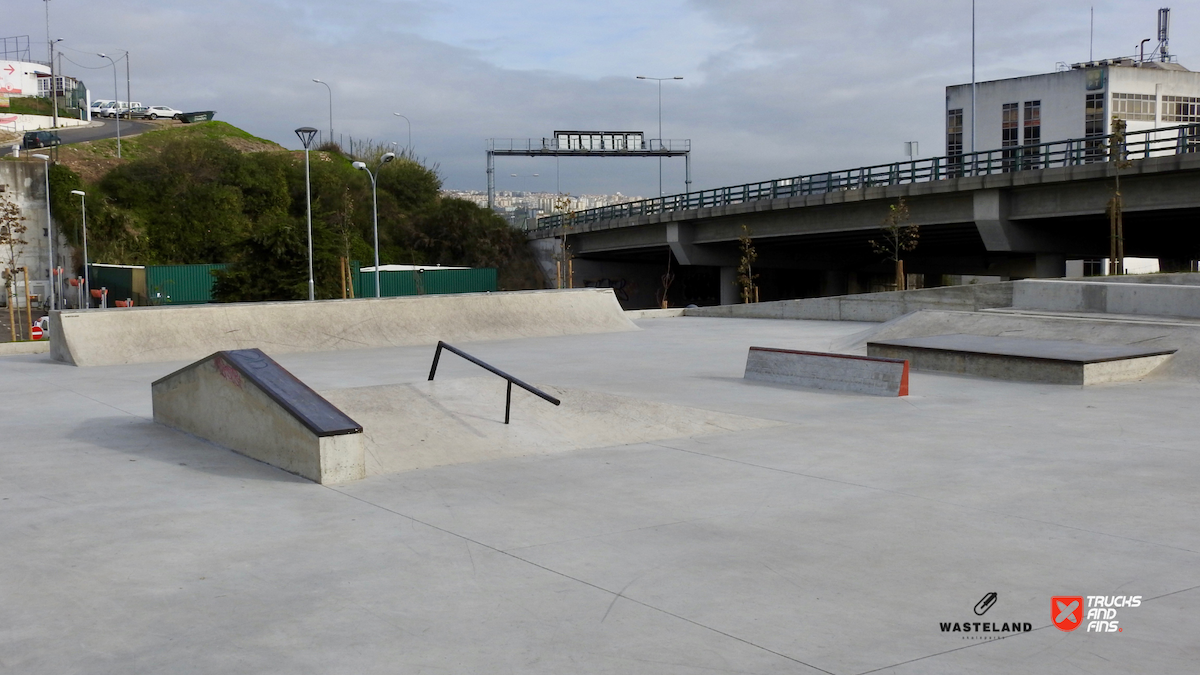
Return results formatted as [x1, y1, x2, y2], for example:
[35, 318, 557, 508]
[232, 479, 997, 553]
[665, 223, 737, 267]
[720, 266, 737, 305]
[973, 189, 1058, 252]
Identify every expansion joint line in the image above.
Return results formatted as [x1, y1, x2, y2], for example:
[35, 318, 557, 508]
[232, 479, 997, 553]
[325, 486, 835, 674]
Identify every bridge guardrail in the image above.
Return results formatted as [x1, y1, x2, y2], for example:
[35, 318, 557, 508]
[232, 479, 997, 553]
[533, 123, 1200, 233]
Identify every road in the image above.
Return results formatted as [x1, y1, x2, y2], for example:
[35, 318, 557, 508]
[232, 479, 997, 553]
[1, 119, 155, 156]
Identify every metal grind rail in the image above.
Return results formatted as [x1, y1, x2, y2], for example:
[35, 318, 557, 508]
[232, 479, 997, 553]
[534, 122, 1200, 233]
[427, 341, 561, 424]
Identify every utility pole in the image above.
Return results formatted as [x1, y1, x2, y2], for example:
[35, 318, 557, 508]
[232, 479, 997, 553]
[44, 1, 59, 128]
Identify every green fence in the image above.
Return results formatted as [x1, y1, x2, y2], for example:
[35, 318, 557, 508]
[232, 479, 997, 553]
[146, 264, 227, 304]
[353, 267, 498, 298]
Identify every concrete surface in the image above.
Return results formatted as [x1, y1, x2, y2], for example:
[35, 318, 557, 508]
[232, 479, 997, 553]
[1013, 279, 1200, 319]
[744, 346, 908, 396]
[323, 378, 780, 475]
[867, 334, 1174, 385]
[0, 340, 50, 356]
[2, 316, 1198, 674]
[152, 351, 365, 484]
[50, 288, 636, 367]
[686, 281, 1015, 322]
[839, 309, 1200, 380]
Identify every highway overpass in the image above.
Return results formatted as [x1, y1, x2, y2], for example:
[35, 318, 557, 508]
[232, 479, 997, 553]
[529, 124, 1200, 307]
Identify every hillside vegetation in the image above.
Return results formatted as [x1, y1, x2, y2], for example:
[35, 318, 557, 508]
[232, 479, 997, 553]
[42, 122, 539, 300]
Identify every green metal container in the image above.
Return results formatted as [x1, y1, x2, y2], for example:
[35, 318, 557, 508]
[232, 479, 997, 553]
[178, 111, 216, 123]
[146, 264, 228, 304]
[355, 267, 497, 298]
[87, 264, 146, 304]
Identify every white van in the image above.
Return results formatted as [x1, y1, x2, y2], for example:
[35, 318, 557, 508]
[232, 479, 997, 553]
[99, 101, 143, 118]
[90, 100, 113, 116]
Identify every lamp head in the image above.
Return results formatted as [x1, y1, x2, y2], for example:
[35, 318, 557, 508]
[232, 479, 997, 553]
[294, 126, 319, 149]
[352, 161, 366, 170]
[31, 154, 50, 161]
[673, 76, 683, 80]
[97, 52, 106, 58]
[71, 190, 85, 196]
[636, 76, 647, 80]
[381, 152, 396, 163]
[312, 78, 322, 83]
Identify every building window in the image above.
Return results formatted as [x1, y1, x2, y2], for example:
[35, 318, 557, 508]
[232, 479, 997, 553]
[1085, 93, 1105, 162]
[1112, 93, 1156, 121]
[1162, 96, 1200, 123]
[1001, 103, 1019, 171]
[1022, 100, 1042, 169]
[947, 108, 963, 175]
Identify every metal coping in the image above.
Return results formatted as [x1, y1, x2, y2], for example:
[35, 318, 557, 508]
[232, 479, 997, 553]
[153, 348, 362, 437]
[867, 335, 1178, 365]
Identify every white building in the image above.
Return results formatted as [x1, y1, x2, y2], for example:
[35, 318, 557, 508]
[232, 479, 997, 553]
[946, 59, 1200, 157]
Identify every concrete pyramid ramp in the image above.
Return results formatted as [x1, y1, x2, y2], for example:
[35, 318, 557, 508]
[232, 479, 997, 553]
[320, 378, 783, 475]
[53, 288, 636, 367]
[152, 349, 365, 484]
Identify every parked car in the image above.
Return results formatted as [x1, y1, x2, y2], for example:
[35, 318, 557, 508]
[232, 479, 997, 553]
[89, 99, 113, 116]
[23, 130, 62, 149]
[130, 105, 183, 120]
[99, 101, 143, 118]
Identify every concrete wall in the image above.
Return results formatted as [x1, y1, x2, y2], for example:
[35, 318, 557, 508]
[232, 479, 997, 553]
[0, 114, 90, 133]
[51, 288, 638, 367]
[0, 160, 71, 299]
[686, 281, 1014, 322]
[1012, 279, 1200, 319]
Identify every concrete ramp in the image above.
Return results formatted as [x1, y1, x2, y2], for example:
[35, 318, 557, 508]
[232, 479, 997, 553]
[320, 378, 783, 475]
[52, 288, 636, 367]
[152, 349, 365, 484]
[837, 310, 1200, 380]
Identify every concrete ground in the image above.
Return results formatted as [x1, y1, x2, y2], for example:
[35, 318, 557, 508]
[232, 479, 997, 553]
[2, 316, 1197, 674]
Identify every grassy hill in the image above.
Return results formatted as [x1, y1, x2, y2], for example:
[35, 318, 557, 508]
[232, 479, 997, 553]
[56, 120, 283, 182]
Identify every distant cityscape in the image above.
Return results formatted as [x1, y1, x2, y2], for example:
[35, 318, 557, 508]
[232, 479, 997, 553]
[442, 190, 647, 228]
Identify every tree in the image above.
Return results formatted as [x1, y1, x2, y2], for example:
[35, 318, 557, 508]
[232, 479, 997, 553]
[737, 225, 758, 303]
[1, 193, 29, 340]
[1106, 116, 1134, 275]
[869, 198, 919, 291]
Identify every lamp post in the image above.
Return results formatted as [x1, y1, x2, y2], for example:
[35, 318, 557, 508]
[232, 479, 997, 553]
[313, 79, 333, 146]
[353, 152, 396, 298]
[392, 113, 411, 151]
[31, 153, 54, 310]
[636, 75, 682, 196]
[70, 190, 88, 305]
[98, 53, 120, 158]
[295, 127, 319, 301]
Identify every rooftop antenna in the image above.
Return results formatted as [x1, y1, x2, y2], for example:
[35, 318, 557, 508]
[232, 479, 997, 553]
[1090, 6, 1094, 62]
[1157, 7, 1170, 62]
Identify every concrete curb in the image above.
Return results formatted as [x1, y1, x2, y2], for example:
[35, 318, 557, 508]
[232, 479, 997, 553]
[0, 340, 50, 356]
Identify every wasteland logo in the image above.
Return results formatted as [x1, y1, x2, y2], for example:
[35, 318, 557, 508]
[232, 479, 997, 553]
[940, 593, 1033, 638]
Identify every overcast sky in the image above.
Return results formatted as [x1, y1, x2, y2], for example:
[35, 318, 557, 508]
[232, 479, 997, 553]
[12, 1, 1198, 196]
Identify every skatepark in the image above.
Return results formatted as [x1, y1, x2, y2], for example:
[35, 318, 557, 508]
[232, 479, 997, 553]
[3, 279, 1199, 674]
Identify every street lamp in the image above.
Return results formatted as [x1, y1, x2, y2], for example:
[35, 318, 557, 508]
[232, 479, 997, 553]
[636, 75, 683, 196]
[70, 190, 88, 306]
[313, 79, 333, 146]
[98, 53, 120, 158]
[353, 152, 396, 298]
[31, 153, 54, 310]
[392, 113, 411, 151]
[295, 127, 319, 301]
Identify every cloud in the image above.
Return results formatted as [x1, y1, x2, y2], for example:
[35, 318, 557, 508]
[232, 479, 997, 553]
[11, 0, 1197, 196]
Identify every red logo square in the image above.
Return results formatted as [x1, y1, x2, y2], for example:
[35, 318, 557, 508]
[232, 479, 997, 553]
[1053, 596, 1084, 631]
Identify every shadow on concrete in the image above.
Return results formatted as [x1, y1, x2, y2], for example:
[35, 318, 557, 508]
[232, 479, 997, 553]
[68, 415, 307, 484]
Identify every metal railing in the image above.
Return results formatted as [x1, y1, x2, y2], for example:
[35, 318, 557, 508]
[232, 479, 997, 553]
[534, 123, 1200, 233]
[427, 341, 561, 424]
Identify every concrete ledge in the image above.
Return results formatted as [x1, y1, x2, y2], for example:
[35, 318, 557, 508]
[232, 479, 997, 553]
[0, 340, 50, 357]
[625, 308, 687, 320]
[867, 334, 1175, 385]
[744, 346, 909, 396]
[152, 349, 365, 484]
[51, 288, 637, 367]
[1013, 279, 1200, 319]
[686, 282, 1014, 322]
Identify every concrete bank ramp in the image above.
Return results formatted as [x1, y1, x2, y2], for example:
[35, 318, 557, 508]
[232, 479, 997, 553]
[321, 378, 783, 475]
[836, 309, 1200, 380]
[51, 288, 635, 367]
